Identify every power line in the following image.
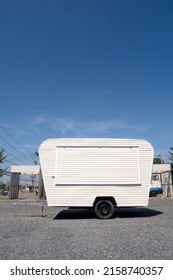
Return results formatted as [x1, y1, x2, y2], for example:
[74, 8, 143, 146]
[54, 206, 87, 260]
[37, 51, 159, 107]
[5, 159, 19, 165]
[0, 135, 33, 162]
[0, 126, 34, 159]
[0, 147, 29, 165]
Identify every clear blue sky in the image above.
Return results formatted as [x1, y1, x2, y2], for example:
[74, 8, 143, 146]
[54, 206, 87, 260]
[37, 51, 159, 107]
[0, 0, 173, 180]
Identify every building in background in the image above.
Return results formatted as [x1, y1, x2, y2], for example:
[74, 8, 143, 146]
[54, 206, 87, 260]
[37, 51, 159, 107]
[151, 164, 172, 197]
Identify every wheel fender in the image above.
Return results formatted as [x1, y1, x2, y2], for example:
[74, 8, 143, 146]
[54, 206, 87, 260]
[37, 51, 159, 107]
[93, 196, 117, 207]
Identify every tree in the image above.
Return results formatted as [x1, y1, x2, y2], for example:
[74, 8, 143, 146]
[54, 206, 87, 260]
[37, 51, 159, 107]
[153, 157, 165, 164]
[168, 147, 173, 161]
[153, 157, 161, 164]
[168, 147, 173, 177]
[0, 148, 7, 177]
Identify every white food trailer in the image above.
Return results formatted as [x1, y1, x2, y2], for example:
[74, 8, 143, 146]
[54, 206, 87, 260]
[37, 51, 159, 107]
[39, 138, 154, 219]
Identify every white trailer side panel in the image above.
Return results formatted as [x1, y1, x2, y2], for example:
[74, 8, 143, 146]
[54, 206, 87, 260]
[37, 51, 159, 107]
[39, 138, 153, 207]
[56, 146, 140, 185]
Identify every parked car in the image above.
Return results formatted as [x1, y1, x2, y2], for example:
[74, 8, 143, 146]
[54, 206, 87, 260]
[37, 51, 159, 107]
[149, 187, 163, 197]
[0, 189, 9, 195]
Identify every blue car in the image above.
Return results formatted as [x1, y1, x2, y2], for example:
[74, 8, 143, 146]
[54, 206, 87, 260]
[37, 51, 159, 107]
[149, 187, 163, 197]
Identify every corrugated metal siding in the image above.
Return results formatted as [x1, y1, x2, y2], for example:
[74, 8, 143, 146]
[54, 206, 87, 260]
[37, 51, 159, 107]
[39, 138, 153, 207]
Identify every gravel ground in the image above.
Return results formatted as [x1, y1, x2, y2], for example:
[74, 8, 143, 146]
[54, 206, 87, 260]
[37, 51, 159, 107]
[0, 197, 172, 260]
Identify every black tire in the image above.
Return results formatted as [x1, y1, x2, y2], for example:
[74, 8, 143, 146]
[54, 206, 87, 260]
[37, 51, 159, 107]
[150, 191, 157, 197]
[94, 200, 114, 219]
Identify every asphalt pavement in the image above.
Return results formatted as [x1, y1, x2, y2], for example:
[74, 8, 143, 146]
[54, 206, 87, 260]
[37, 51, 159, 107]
[0, 197, 172, 260]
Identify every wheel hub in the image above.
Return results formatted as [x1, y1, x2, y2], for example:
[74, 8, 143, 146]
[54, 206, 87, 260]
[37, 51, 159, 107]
[100, 204, 110, 215]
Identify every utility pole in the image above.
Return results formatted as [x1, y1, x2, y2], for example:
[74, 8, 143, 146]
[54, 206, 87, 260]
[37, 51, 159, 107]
[158, 152, 164, 164]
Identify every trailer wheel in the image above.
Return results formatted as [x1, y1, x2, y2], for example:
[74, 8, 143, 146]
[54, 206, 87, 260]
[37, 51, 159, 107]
[94, 200, 114, 219]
